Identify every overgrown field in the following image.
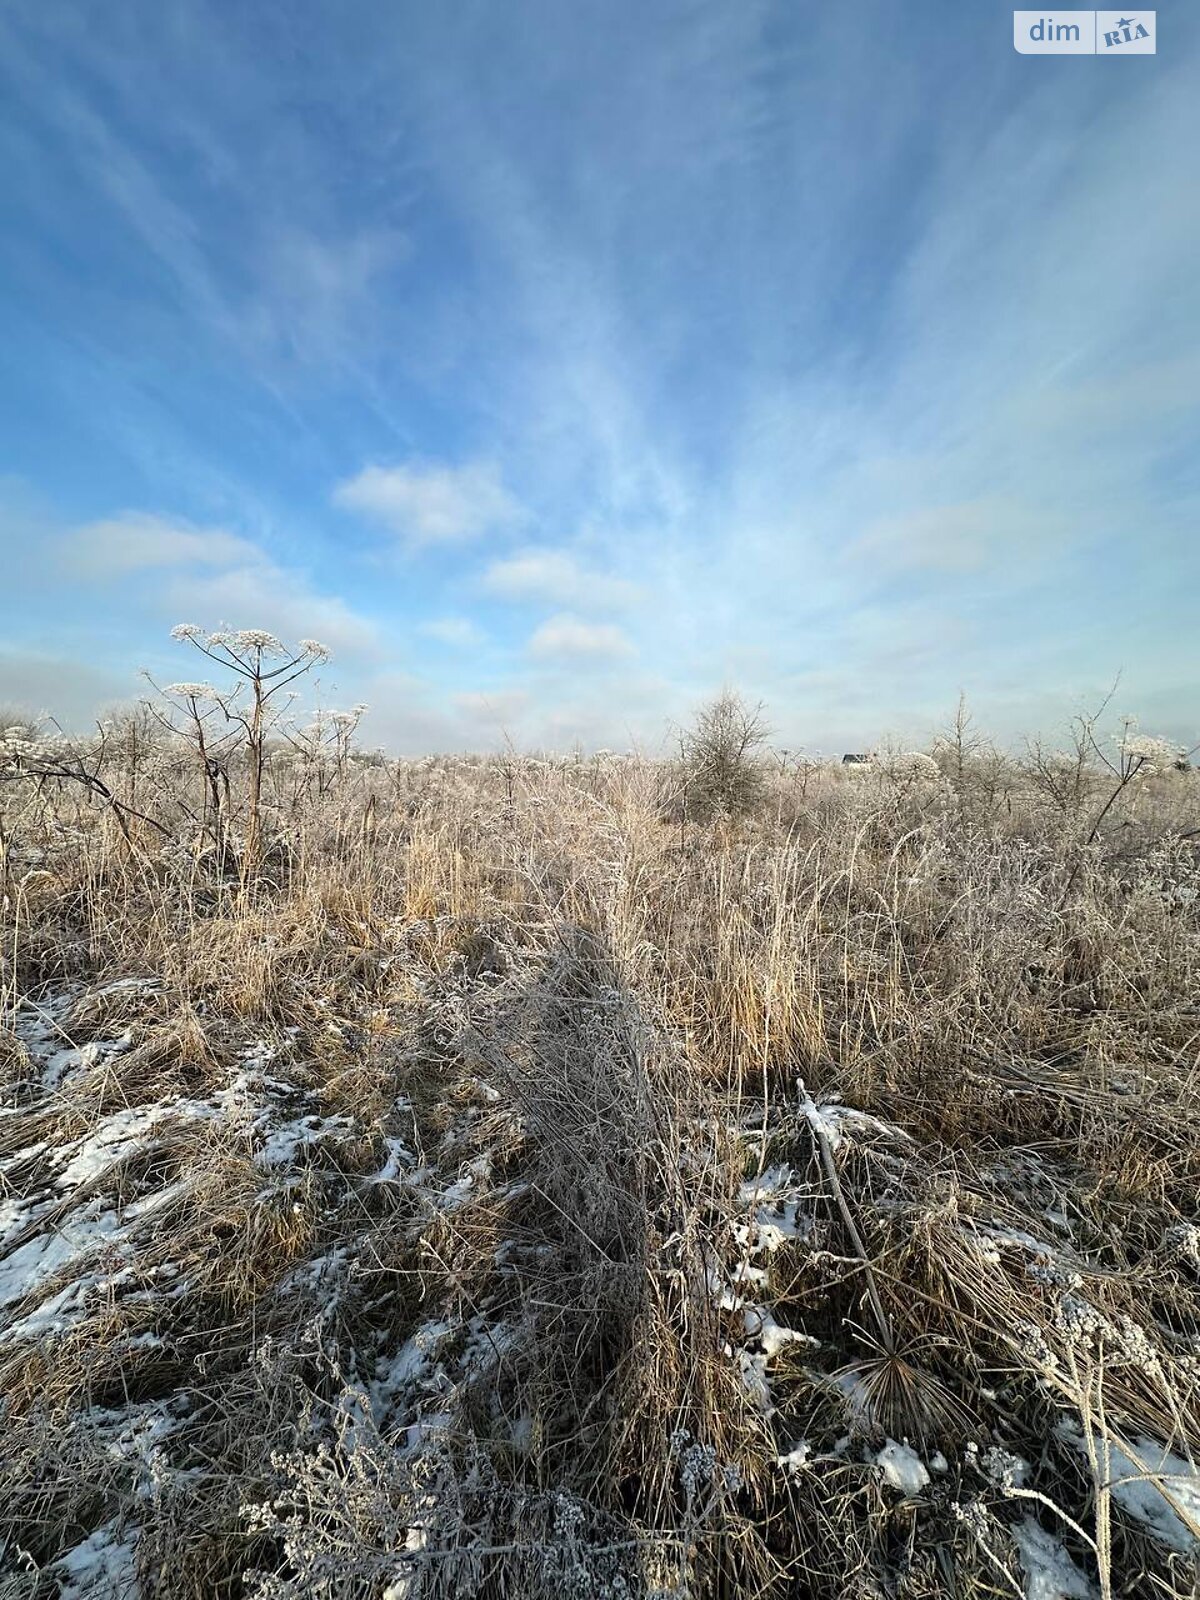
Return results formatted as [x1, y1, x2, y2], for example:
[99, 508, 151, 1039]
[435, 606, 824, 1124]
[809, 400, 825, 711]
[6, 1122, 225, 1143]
[2, 707, 1200, 1598]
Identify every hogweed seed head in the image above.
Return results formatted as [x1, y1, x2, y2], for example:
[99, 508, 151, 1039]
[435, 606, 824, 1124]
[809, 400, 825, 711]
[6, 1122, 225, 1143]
[207, 628, 287, 656]
[1124, 734, 1183, 775]
[165, 683, 218, 701]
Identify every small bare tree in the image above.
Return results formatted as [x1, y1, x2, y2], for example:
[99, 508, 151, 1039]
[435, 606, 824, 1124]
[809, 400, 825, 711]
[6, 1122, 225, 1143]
[933, 694, 984, 800]
[1028, 698, 1193, 906]
[1025, 725, 1095, 827]
[932, 694, 1013, 817]
[680, 690, 770, 823]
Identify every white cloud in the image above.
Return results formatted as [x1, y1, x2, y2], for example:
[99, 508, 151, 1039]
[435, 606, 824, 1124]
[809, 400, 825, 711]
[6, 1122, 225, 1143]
[163, 563, 378, 657]
[354, 672, 465, 754]
[481, 547, 640, 611]
[333, 460, 521, 544]
[54, 509, 380, 660]
[527, 613, 634, 662]
[61, 513, 260, 574]
[419, 615, 485, 647]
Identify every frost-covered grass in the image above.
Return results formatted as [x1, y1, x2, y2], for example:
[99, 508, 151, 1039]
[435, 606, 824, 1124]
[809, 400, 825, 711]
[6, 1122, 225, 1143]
[1, 736, 1199, 1597]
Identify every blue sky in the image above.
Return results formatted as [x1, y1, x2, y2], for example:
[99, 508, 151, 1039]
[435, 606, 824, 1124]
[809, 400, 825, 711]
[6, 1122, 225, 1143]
[0, 1, 1196, 753]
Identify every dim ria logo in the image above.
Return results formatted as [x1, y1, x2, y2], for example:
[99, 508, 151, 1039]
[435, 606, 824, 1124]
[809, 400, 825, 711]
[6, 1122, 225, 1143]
[1013, 11, 1155, 52]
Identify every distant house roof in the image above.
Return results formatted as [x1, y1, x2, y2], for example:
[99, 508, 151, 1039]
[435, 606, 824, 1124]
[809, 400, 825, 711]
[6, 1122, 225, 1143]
[842, 753, 870, 764]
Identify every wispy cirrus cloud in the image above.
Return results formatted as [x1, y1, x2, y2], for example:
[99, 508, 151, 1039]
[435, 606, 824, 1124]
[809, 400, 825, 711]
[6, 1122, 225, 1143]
[0, 10, 408, 388]
[0, 1, 1196, 748]
[849, 500, 1072, 575]
[0, 647, 131, 724]
[453, 688, 530, 726]
[247, 223, 409, 369]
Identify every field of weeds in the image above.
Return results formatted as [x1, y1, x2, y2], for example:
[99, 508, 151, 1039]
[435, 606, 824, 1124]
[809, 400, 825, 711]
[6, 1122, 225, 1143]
[2, 694, 1200, 1598]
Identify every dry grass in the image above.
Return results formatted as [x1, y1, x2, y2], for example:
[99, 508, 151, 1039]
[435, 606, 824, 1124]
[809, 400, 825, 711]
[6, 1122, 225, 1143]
[1, 732, 1199, 1597]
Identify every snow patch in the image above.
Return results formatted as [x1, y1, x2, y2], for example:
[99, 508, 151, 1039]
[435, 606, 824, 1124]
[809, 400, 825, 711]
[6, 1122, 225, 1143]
[776, 1440, 812, 1476]
[874, 1439, 930, 1496]
[0, 1198, 124, 1311]
[369, 1319, 454, 1425]
[736, 1349, 773, 1413]
[52, 1521, 140, 1599]
[365, 1135, 414, 1184]
[799, 1088, 911, 1153]
[1103, 1436, 1200, 1551]
[1058, 1424, 1199, 1550]
[1011, 1518, 1094, 1599]
[58, 1104, 182, 1189]
[743, 1305, 816, 1360]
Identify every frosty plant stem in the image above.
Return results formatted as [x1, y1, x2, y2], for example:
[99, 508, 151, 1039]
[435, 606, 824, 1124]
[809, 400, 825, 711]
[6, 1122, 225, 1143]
[0, 719, 172, 858]
[797, 1077, 893, 1353]
[168, 626, 331, 885]
[1053, 702, 1195, 910]
[141, 679, 239, 861]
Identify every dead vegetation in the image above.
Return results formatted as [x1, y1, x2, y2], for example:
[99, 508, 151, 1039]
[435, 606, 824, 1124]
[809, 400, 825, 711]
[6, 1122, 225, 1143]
[1, 683, 1199, 1598]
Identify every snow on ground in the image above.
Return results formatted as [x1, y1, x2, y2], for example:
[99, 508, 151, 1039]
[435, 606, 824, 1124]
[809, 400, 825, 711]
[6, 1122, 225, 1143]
[0, 1000, 418, 1347]
[1010, 1517, 1095, 1599]
[2, 984, 450, 1587]
[709, 1126, 828, 1434]
[743, 1304, 817, 1360]
[52, 1520, 140, 1599]
[1111, 1437, 1200, 1550]
[1064, 1431, 1200, 1552]
[798, 1087, 912, 1153]
[57, 1103, 188, 1189]
[874, 1439, 931, 1496]
[254, 1108, 357, 1167]
[775, 1440, 812, 1475]
[0, 1199, 123, 1312]
[365, 1133, 415, 1184]
[830, 1367, 873, 1426]
[10, 976, 1187, 1595]
[369, 1318, 456, 1429]
[737, 1164, 796, 1207]
[965, 1219, 1074, 1273]
[734, 1163, 812, 1256]
[89, 1397, 197, 1500]
[736, 1349, 773, 1413]
[6, 990, 137, 1099]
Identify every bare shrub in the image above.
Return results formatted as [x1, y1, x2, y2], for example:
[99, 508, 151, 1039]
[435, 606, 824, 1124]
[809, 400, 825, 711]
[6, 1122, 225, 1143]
[679, 690, 769, 823]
